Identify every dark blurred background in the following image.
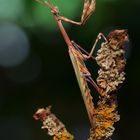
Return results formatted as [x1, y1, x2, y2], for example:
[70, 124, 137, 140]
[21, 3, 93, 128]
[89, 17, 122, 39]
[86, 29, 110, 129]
[0, 0, 140, 140]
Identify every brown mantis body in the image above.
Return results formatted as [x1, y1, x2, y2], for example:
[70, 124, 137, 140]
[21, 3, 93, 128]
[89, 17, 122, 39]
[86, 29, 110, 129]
[36, 0, 102, 129]
[34, 1, 129, 139]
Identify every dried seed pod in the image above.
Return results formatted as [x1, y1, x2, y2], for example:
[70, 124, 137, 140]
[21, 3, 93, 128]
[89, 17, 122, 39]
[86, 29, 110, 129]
[108, 30, 128, 50]
[96, 29, 128, 95]
[97, 69, 125, 94]
[88, 29, 129, 140]
[88, 95, 120, 140]
[33, 106, 73, 139]
[53, 129, 74, 140]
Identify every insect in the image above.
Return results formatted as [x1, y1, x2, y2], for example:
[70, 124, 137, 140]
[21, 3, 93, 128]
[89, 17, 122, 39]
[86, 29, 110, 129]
[34, 1, 129, 140]
[35, 0, 104, 129]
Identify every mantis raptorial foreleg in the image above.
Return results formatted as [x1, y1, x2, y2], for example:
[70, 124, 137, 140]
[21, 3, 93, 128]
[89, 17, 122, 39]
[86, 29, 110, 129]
[88, 32, 108, 58]
[58, 0, 96, 25]
[81, 0, 96, 25]
[71, 33, 108, 59]
[35, 0, 96, 25]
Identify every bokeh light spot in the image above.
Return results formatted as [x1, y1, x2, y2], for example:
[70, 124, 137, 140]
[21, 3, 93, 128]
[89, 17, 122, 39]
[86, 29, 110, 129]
[0, 23, 30, 67]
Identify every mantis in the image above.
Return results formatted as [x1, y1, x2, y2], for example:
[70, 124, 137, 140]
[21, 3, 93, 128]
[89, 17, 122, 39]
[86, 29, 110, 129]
[34, 0, 129, 139]
[35, 0, 103, 128]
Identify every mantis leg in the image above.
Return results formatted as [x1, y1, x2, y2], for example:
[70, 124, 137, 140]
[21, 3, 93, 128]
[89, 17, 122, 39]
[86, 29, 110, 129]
[88, 32, 108, 59]
[59, 0, 96, 25]
[71, 40, 94, 59]
[35, 0, 96, 25]
[71, 33, 108, 60]
[81, 0, 96, 25]
[69, 42, 100, 94]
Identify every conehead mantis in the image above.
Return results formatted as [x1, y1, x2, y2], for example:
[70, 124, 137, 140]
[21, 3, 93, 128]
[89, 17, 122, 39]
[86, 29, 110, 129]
[35, 0, 105, 129]
[34, 1, 129, 139]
